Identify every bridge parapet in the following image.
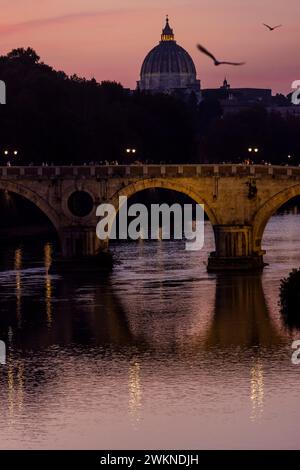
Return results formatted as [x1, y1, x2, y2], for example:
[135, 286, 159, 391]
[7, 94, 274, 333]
[1, 164, 300, 180]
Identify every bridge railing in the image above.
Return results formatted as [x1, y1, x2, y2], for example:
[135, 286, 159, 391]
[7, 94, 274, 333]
[0, 164, 300, 179]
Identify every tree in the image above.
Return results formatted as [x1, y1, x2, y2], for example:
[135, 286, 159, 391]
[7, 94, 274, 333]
[6, 47, 40, 64]
[280, 269, 300, 330]
[0, 48, 197, 164]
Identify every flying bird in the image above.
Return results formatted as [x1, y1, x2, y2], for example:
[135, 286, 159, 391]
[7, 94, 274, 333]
[196, 44, 245, 66]
[263, 23, 282, 31]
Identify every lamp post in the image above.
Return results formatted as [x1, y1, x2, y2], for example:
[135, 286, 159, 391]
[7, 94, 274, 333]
[124, 148, 137, 164]
[3, 149, 19, 166]
[248, 147, 259, 164]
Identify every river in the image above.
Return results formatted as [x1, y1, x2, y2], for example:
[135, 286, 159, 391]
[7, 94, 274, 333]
[0, 213, 300, 449]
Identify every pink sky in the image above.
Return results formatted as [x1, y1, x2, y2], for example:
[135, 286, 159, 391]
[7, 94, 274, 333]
[0, 0, 299, 93]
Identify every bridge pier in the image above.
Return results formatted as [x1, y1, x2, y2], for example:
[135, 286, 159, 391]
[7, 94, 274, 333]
[60, 227, 106, 258]
[49, 227, 112, 274]
[207, 225, 266, 272]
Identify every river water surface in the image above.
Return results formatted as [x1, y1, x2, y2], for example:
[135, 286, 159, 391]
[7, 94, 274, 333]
[0, 214, 300, 449]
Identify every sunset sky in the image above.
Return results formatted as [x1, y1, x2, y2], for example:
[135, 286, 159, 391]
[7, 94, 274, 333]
[0, 0, 299, 93]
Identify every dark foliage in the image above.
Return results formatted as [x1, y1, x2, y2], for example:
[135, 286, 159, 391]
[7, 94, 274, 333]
[1, 47, 299, 165]
[0, 48, 197, 164]
[200, 106, 300, 164]
[280, 268, 300, 330]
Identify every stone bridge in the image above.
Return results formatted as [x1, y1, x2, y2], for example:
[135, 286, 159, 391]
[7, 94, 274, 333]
[1, 163, 300, 271]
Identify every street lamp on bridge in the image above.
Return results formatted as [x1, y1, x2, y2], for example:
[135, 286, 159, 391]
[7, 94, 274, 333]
[125, 148, 137, 155]
[3, 149, 18, 156]
[2, 149, 19, 165]
[247, 147, 260, 164]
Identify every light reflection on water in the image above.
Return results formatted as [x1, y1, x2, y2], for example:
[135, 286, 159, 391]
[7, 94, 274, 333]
[0, 215, 300, 449]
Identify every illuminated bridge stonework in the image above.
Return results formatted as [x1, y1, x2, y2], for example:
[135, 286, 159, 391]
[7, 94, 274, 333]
[1, 164, 300, 271]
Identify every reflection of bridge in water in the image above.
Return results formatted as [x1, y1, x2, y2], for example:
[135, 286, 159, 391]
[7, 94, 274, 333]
[1, 248, 284, 352]
[1, 164, 300, 270]
[204, 274, 283, 348]
[0, 248, 288, 428]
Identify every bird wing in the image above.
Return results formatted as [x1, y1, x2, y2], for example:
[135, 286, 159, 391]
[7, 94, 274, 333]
[196, 44, 218, 62]
[274, 24, 282, 29]
[263, 23, 272, 30]
[219, 61, 246, 66]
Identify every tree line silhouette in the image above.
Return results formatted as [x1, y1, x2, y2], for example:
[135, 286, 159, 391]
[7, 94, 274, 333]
[0, 47, 299, 165]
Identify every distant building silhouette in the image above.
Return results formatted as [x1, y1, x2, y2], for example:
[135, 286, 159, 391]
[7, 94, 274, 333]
[203, 78, 272, 112]
[203, 78, 300, 117]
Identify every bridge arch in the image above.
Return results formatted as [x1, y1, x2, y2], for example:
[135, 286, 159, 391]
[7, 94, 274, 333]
[253, 183, 300, 249]
[109, 178, 218, 224]
[0, 180, 61, 233]
[102, 178, 218, 248]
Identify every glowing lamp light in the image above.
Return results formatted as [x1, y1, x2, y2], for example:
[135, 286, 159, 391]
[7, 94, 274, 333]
[4, 150, 9, 156]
